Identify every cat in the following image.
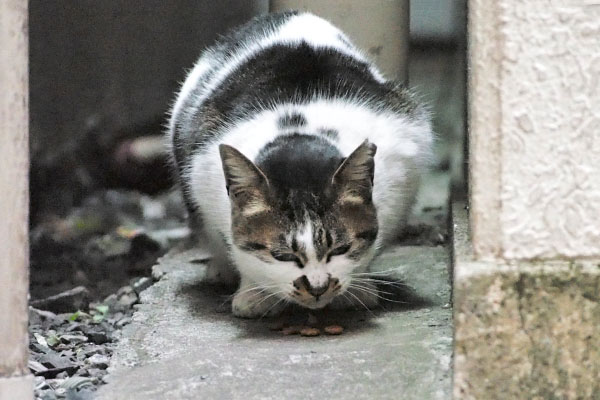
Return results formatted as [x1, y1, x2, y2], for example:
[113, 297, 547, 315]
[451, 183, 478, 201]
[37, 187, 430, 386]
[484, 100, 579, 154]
[167, 11, 433, 318]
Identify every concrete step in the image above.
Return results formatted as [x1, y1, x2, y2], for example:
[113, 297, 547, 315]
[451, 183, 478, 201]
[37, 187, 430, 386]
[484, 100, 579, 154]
[98, 229, 452, 399]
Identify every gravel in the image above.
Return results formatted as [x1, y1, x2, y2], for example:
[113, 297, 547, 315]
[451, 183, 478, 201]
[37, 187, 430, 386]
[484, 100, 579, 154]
[29, 189, 190, 400]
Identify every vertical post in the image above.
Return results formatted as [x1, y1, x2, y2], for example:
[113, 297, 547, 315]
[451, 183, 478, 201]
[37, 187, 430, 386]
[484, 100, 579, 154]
[0, 0, 32, 399]
[453, 0, 600, 398]
[269, 0, 410, 83]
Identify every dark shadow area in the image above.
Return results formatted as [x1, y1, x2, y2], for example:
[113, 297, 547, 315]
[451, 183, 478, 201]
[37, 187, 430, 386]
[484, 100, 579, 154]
[176, 269, 433, 340]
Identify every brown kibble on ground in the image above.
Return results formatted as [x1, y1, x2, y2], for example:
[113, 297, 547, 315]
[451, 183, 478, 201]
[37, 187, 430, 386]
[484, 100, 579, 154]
[324, 325, 344, 335]
[300, 327, 320, 337]
[281, 325, 303, 335]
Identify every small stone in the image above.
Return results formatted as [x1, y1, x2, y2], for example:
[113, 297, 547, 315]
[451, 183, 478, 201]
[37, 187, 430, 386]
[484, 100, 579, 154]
[60, 334, 88, 344]
[29, 359, 48, 374]
[34, 332, 49, 347]
[300, 327, 321, 337]
[30, 307, 58, 322]
[88, 354, 109, 369]
[55, 371, 68, 379]
[83, 329, 110, 345]
[40, 390, 57, 400]
[132, 277, 152, 294]
[102, 294, 118, 309]
[59, 376, 94, 391]
[115, 317, 132, 328]
[34, 376, 47, 389]
[151, 268, 165, 281]
[30, 286, 90, 314]
[117, 287, 138, 309]
[39, 351, 73, 369]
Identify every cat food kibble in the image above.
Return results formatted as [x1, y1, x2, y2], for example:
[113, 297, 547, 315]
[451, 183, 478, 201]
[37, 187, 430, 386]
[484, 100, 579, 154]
[300, 327, 321, 337]
[324, 325, 344, 335]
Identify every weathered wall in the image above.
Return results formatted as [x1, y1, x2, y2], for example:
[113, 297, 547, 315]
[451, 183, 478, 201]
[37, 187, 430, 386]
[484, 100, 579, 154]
[454, 259, 600, 399]
[0, 0, 33, 398]
[458, 0, 600, 397]
[469, 0, 600, 261]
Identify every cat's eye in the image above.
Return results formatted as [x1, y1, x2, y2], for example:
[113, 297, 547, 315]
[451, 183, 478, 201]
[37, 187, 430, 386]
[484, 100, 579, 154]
[271, 252, 304, 268]
[326, 244, 351, 263]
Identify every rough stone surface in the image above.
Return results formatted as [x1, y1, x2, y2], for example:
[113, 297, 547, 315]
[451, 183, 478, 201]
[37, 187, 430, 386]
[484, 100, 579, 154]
[452, 202, 600, 399]
[0, 375, 34, 400]
[98, 245, 452, 400]
[468, 0, 600, 260]
[0, 0, 30, 381]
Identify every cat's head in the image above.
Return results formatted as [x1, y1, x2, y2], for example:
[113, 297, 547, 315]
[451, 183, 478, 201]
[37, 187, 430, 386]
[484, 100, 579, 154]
[219, 138, 378, 309]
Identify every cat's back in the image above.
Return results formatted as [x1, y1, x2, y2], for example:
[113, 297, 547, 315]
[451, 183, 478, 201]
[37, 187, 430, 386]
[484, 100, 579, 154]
[168, 11, 384, 137]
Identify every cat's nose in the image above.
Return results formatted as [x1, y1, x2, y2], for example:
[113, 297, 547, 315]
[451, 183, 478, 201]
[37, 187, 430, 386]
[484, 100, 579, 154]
[294, 275, 333, 300]
[305, 276, 331, 299]
[307, 283, 329, 298]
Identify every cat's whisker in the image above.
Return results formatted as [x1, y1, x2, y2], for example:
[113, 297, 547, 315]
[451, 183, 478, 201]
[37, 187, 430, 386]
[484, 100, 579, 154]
[259, 296, 288, 320]
[347, 284, 408, 304]
[344, 289, 376, 316]
[351, 277, 413, 289]
[348, 282, 395, 297]
[235, 283, 281, 297]
[251, 290, 286, 309]
[218, 283, 281, 309]
[350, 278, 410, 293]
[350, 267, 404, 276]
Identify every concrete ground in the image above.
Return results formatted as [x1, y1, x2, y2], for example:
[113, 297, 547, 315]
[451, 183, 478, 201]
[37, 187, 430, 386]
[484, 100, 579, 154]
[97, 46, 463, 400]
[97, 168, 452, 400]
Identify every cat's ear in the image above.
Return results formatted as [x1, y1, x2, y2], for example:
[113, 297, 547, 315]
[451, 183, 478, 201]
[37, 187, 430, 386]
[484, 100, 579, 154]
[219, 144, 270, 215]
[331, 140, 377, 204]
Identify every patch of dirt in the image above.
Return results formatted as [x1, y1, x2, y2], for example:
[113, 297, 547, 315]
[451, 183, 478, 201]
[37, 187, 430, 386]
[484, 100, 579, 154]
[29, 189, 188, 399]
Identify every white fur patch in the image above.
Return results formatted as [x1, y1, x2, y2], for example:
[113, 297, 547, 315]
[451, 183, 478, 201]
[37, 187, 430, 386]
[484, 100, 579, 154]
[168, 12, 433, 305]
[168, 12, 386, 134]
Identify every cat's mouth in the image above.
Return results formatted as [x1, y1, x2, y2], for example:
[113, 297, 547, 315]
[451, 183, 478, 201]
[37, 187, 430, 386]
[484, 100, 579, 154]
[294, 295, 337, 309]
[289, 275, 343, 309]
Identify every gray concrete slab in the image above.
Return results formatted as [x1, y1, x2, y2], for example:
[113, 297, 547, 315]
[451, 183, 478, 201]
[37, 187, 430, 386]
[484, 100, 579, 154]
[98, 225, 452, 400]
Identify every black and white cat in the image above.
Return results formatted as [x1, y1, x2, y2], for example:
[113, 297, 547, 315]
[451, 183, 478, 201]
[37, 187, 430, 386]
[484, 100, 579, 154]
[167, 11, 432, 318]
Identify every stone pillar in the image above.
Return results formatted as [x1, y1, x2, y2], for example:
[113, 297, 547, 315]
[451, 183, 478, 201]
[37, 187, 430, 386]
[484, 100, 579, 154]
[0, 0, 33, 399]
[269, 0, 410, 83]
[454, 1, 600, 398]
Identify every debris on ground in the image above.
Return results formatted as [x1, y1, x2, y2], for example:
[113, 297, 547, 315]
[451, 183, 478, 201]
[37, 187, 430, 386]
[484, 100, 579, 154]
[299, 327, 321, 337]
[324, 325, 344, 335]
[30, 189, 188, 302]
[29, 189, 189, 400]
[273, 313, 345, 337]
[29, 280, 146, 399]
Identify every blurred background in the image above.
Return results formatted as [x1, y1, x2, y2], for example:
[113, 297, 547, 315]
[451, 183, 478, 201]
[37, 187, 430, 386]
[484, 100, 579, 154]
[29, 0, 465, 225]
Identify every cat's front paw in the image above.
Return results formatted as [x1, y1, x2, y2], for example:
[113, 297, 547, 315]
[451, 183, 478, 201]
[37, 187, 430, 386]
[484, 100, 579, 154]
[204, 257, 239, 286]
[329, 282, 379, 310]
[232, 288, 286, 319]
